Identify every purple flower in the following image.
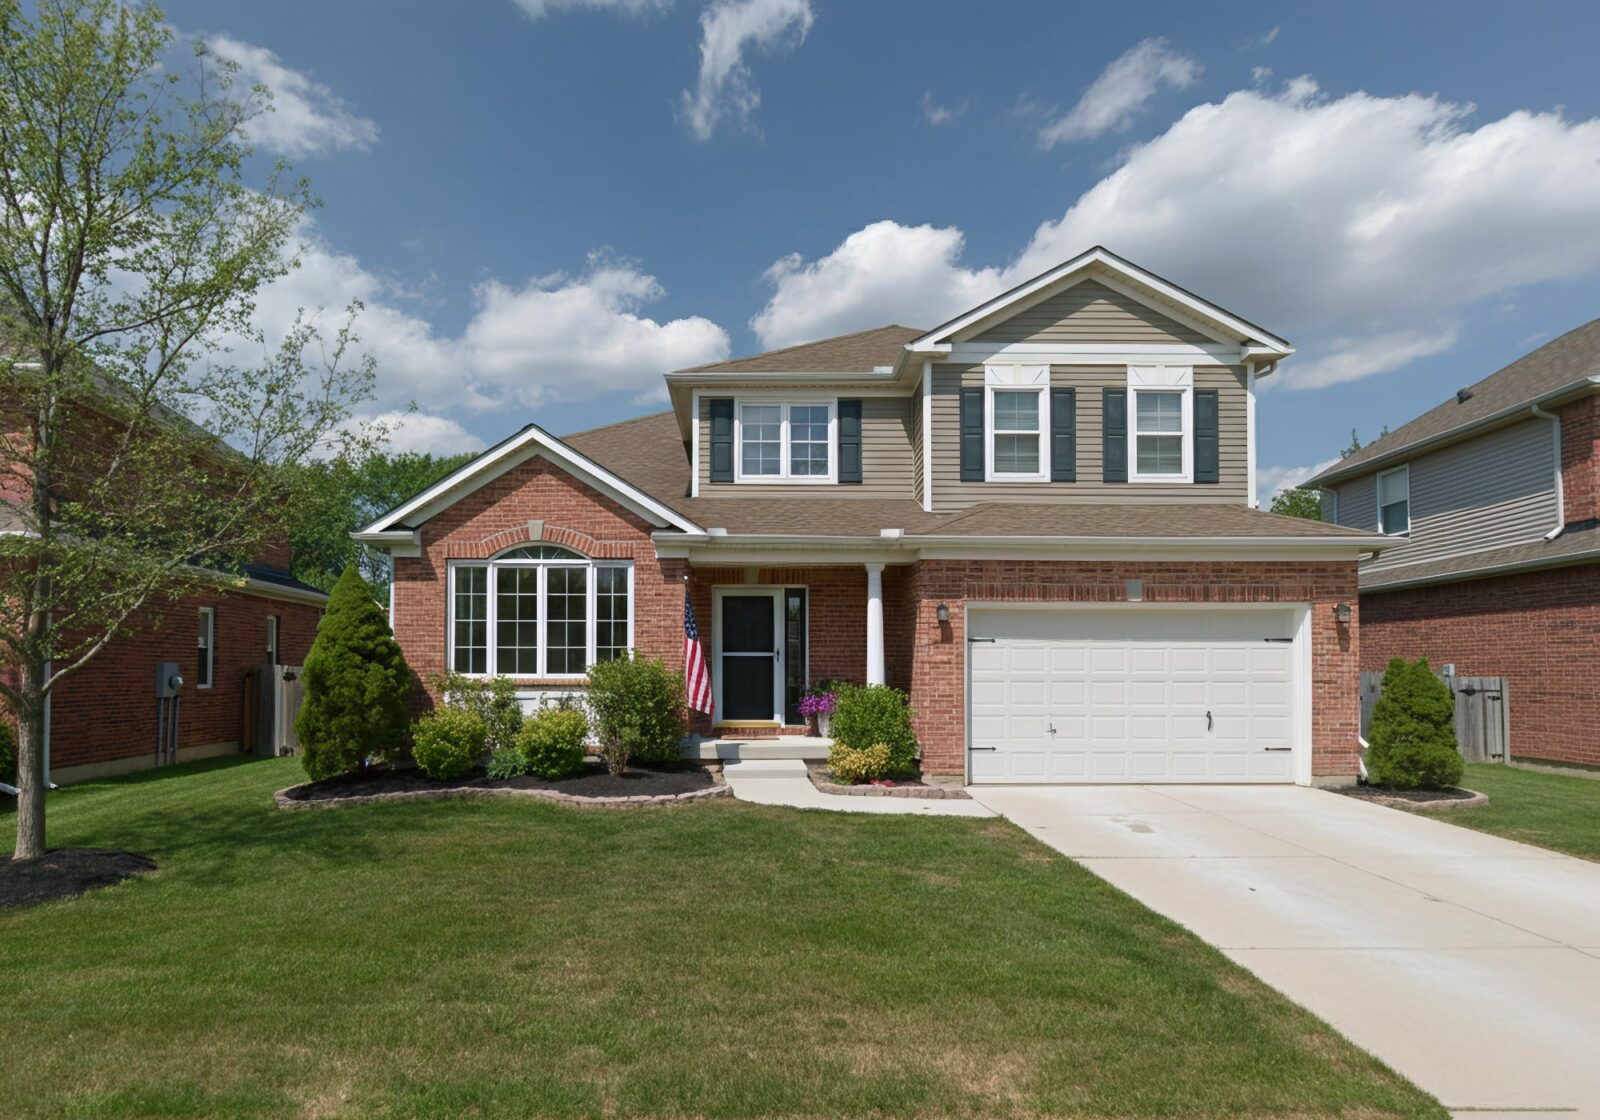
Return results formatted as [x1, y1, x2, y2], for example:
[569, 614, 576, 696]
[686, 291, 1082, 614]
[798, 691, 836, 717]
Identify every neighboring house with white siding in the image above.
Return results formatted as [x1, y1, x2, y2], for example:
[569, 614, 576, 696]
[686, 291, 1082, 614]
[1310, 319, 1600, 768]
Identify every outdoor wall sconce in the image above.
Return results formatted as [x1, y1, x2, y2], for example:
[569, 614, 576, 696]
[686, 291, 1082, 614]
[935, 602, 950, 623]
[1333, 602, 1353, 625]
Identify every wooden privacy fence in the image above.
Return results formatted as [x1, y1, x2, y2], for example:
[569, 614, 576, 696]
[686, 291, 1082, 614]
[1359, 671, 1510, 763]
[243, 664, 305, 758]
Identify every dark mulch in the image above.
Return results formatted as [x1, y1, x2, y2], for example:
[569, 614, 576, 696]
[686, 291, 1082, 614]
[0, 848, 157, 910]
[284, 761, 717, 804]
[1340, 785, 1479, 804]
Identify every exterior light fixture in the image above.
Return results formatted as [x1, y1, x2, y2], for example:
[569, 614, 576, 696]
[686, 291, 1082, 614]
[1124, 579, 1144, 602]
[935, 602, 950, 623]
[1334, 602, 1353, 625]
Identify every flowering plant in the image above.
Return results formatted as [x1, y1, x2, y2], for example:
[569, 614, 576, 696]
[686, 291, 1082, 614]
[798, 689, 837, 717]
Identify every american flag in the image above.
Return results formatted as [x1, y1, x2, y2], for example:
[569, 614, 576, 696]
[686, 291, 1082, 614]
[683, 587, 714, 715]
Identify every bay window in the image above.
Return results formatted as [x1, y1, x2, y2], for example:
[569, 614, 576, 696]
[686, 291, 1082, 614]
[449, 545, 632, 677]
[735, 400, 836, 482]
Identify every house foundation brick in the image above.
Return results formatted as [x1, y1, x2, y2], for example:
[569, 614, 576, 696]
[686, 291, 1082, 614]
[1361, 565, 1600, 767]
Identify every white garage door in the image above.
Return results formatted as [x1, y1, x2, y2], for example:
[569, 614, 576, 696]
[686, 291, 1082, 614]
[967, 608, 1303, 784]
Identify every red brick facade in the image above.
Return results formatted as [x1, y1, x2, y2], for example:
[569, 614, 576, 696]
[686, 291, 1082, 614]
[45, 587, 321, 780]
[1560, 396, 1600, 524]
[1362, 565, 1600, 767]
[396, 456, 1365, 782]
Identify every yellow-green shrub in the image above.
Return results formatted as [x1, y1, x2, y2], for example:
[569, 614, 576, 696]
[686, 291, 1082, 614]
[828, 741, 892, 785]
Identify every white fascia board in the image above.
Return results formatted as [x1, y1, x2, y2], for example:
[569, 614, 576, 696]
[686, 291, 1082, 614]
[663, 370, 899, 385]
[359, 426, 704, 536]
[910, 247, 1293, 356]
[350, 529, 421, 557]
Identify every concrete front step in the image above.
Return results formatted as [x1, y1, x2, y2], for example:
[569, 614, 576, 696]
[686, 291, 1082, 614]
[682, 736, 830, 762]
[721, 759, 810, 781]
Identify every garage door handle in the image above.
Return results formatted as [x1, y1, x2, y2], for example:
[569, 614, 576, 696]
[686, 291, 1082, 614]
[966, 637, 995, 644]
[1206, 710, 1212, 732]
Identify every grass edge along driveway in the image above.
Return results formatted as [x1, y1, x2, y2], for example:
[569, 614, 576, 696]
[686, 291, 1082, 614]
[1431, 762, 1600, 861]
[0, 757, 1444, 1119]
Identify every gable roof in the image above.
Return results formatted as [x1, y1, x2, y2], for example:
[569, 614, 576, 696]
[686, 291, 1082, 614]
[674, 325, 924, 374]
[1311, 317, 1600, 486]
[909, 246, 1294, 358]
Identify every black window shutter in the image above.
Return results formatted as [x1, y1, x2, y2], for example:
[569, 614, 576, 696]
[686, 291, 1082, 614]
[959, 387, 985, 482]
[838, 400, 862, 484]
[708, 398, 734, 483]
[1050, 388, 1076, 482]
[1102, 388, 1127, 483]
[1194, 389, 1220, 484]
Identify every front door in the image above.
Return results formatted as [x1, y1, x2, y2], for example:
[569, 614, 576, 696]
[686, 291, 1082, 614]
[717, 591, 781, 722]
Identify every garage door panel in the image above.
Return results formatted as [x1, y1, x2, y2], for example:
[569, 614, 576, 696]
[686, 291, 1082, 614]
[968, 608, 1302, 785]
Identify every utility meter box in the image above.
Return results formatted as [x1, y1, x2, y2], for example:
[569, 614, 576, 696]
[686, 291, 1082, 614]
[155, 662, 184, 698]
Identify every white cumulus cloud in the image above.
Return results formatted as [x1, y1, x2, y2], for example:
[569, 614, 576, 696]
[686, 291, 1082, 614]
[921, 91, 965, 126]
[680, 0, 814, 141]
[1038, 38, 1201, 147]
[755, 78, 1600, 389]
[354, 411, 485, 457]
[205, 35, 379, 158]
[512, 0, 671, 18]
[1257, 458, 1338, 507]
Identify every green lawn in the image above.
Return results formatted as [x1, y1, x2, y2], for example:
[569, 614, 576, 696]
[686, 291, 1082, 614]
[1439, 762, 1600, 860]
[0, 758, 1441, 1119]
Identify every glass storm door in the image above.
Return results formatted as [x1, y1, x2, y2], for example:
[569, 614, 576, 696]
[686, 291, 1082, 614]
[718, 592, 781, 721]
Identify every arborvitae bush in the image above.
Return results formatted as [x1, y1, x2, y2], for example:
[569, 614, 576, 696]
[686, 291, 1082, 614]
[295, 565, 412, 780]
[1367, 656, 1464, 790]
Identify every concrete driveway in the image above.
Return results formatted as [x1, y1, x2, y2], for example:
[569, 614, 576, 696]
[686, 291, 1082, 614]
[970, 784, 1600, 1119]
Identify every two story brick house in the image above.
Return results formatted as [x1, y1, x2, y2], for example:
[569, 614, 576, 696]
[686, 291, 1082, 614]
[359, 248, 1386, 786]
[1311, 318, 1600, 768]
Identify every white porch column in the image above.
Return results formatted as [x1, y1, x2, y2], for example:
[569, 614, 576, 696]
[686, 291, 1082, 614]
[864, 562, 885, 685]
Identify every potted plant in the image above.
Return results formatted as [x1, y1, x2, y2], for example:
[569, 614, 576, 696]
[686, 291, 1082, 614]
[798, 685, 839, 738]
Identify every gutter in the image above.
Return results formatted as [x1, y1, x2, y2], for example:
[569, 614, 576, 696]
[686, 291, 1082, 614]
[1529, 403, 1565, 540]
[1313, 374, 1600, 487]
[652, 529, 1394, 553]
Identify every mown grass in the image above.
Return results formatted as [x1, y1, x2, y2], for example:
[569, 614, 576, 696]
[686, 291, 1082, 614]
[1, 757, 1441, 1119]
[1440, 762, 1600, 860]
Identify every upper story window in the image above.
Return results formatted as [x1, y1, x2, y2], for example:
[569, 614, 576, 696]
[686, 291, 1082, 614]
[736, 400, 836, 482]
[448, 544, 632, 678]
[1127, 365, 1193, 483]
[1378, 465, 1410, 535]
[990, 388, 1044, 478]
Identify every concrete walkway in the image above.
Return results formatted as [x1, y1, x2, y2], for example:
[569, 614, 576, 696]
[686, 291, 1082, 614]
[970, 784, 1600, 1119]
[721, 759, 994, 816]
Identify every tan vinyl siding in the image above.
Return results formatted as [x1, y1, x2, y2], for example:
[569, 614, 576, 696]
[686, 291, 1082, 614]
[697, 393, 915, 499]
[1362, 418, 1559, 573]
[910, 375, 925, 505]
[928, 364, 1249, 509]
[969, 279, 1215, 346]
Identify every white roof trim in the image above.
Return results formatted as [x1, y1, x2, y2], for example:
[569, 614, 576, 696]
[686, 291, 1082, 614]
[357, 425, 704, 538]
[908, 247, 1294, 356]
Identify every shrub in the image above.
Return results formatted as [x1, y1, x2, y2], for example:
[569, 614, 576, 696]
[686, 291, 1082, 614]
[411, 707, 485, 780]
[295, 565, 413, 781]
[584, 653, 686, 775]
[1367, 657, 1464, 790]
[434, 672, 524, 754]
[516, 704, 590, 779]
[830, 684, 917, 773]
[0, 718, 15, 786]
[485, 745, 530, 780]
[828, 741, 892, 785]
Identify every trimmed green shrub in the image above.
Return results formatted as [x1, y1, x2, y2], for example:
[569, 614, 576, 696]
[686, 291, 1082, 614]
[485, 745, 530, 780]
[1367, 657, 1464, 790]
[584, 653, 686, 775]
[295, 565, 412, 781]
[411, 707, 485, 780]
[0, 717, 15, 786]
[828, 741, 892, 785]
[516, 704, 590, 779]
[435, 671, 523, 754]
[830, 684, 918, 773]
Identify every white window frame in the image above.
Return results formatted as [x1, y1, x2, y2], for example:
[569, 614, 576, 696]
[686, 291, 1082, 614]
[1377, 464, 1411, 536]
[196, 606, 214, 690]
[983, 365, 1050, 482]
[733, 397, 838, 484]
[1127, 364, 1194, 484]
[446, 549, 634, 680]
[266, 615, 279, 667]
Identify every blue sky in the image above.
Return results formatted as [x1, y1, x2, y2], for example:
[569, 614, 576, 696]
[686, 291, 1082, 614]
[159, 0, 1600, 499]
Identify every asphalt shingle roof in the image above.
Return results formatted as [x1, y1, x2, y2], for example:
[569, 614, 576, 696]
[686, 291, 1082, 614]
[674, 325, 923, 374]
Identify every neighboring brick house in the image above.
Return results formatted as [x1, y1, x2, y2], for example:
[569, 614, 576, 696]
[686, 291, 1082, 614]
[1311, 319, 1600, 768]
[359, 248, 1385, 786]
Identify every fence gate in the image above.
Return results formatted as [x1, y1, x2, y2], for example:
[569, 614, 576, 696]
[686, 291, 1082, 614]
[248, 664, 305, 758]
[1358, 671, 1510, 763]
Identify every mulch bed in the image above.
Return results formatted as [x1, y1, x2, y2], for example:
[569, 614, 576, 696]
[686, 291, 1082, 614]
[278, 760, 727, 811]
[1339, 785, 1487, 810]
[0, 848, 157, 910]
[805, 763, 971, 800]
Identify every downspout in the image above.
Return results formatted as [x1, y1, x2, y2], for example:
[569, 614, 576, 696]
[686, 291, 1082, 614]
[1530, 404, 1564, 540]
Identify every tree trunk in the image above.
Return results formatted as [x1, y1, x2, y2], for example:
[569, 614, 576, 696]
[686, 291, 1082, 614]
[12, 659, 47, 861]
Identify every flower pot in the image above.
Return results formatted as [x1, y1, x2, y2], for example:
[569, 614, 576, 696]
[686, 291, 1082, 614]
[815, 712, 830, 739]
